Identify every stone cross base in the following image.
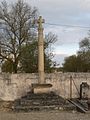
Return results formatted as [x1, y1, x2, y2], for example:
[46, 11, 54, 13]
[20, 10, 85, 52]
[31, 84, 52, 94]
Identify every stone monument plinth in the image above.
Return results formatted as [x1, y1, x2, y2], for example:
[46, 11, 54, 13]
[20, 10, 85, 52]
[31, 84, 52, 94]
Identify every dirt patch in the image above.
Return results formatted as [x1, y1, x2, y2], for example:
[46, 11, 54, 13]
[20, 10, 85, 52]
[0, 101, 13, 112]
[0, 111, 90, 120]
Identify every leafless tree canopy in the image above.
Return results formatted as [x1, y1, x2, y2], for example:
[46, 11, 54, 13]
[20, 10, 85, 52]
[0, 0, 38, 73]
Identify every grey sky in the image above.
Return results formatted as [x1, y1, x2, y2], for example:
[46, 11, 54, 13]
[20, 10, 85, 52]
[29, 0, 90, 66]
[29, 0, 90, 65]
[29, 0, 90, 46]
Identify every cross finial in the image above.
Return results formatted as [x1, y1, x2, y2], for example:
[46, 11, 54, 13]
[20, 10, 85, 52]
[37, 16, 45, 29]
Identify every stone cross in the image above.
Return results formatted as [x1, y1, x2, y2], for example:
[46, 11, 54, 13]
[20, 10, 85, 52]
[37, 16, 45, 84]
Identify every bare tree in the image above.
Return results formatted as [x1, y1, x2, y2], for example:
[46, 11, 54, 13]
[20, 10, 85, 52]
[0, 0, 38, 73]
[45, 32, 57, 59]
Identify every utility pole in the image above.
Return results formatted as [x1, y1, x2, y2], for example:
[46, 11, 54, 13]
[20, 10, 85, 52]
[70, 76, 73, 99]
[37, 16, 45, 84]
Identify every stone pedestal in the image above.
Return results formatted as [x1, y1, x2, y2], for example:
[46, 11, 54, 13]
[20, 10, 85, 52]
[31, 84, 52, 94]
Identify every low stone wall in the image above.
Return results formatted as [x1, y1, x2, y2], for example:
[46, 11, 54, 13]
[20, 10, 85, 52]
[0, 73, 90, 101]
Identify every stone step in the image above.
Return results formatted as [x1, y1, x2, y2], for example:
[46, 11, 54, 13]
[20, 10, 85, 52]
[27, 91, 54, 95]
[26, 91, 57, 96]
[25, 95, 60, 100]
[13, 105, 61, 112]
[13, 91, 66, 112]
[20, 101, 63, 106]
[23, 93, 60, 99]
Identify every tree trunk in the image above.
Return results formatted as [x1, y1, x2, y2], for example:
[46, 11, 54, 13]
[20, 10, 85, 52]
[13, 62, 18, 73]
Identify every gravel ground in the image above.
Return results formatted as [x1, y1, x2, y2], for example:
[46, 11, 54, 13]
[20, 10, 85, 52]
[0, 111, 90, 120]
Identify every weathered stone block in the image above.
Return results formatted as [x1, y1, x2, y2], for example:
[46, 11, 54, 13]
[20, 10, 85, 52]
[31, 84, 52, 94]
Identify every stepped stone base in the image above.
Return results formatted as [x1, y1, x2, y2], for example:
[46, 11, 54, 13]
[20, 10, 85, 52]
[31, 84, 52, 94]
[13, 91, 69, 112]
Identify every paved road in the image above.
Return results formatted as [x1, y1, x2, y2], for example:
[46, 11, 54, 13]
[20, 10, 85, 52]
[0, 111, 90, 120]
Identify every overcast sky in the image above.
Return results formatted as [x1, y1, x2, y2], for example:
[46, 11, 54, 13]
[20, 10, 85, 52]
[1, 0, 90, 66]
[29, 0, 90, 66]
